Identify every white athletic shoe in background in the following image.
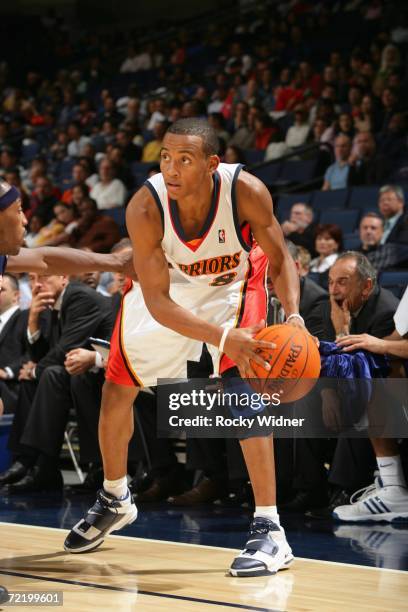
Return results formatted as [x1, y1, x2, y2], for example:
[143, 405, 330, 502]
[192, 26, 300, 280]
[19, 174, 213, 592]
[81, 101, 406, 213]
[333, 477, 408, 523]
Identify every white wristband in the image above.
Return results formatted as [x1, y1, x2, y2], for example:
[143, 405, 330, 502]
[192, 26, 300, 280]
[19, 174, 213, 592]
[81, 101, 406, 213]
[218, 327, 231, 353]
[286, 313, 304, 325]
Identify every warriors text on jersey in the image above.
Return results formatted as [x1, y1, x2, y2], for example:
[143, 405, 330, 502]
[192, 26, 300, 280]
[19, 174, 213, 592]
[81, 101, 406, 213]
[106, 164, 268, 387]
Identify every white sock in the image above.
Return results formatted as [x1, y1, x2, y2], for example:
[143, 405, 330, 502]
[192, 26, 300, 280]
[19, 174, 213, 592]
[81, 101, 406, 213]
[254, 505, 280, 527]
[103, 476, 128, 499]
[377, 456, 407, 488]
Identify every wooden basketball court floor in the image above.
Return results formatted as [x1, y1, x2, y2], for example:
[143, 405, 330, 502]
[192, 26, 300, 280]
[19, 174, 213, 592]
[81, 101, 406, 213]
[0, 522, 407, 611]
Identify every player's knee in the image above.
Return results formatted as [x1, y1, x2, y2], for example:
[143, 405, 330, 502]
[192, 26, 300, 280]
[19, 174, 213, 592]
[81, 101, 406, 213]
[101, 379, 137, 411]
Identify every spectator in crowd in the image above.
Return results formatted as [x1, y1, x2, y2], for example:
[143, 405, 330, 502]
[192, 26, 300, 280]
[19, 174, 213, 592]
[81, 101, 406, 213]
[378, 185, 408, 244]
[66, 121, 91, 158]
[141, 121, 168, 163]
[115, 129, 142, 164]
[285, 105, 311, 149]
[376, 112, 407, 161]
[39, 203, 80, 247]
[254, 114, 280, 151]
[90, 159, 127, 210]
[359, 212, 384, 254]
[120, 46, 142, 73]
[78, 157, 99, 188]
[0, 147, 21, 179]
[297, 245, 312, 276]
[100, 120, 117, 148]
[0, 273, 113, 493]
[348, 131, 392, 185]
[208, 113, 230, 149]
[23, 156, 49, 193]
[24, 214, 46, 248]
[310, 223, 343, 273]
[379, 87, 400, 131]
[353, 94, 380, 133]
[334, 288, 408, 523]
[281, 202, 317, 256]
[223, 145, 246, 164]
[28, 176, 61, 223]
[322, 134, 352, 190]
[69, 197, 121, 252]
[107, 146, 133, 189]
[309, 252, 402, 517]
[228, 102, 255, 150]
[0, 274, 28, 415]
[358, 211, 408, 270]
[61, 162, 90, 203]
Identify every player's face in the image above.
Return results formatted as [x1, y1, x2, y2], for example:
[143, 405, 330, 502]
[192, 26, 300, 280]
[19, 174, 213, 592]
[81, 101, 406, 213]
[0, 199, 28, 255]
[160, 133, 219, 200]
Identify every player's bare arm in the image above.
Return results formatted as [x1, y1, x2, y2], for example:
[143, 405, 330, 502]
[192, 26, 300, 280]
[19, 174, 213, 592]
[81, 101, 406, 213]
[236, 171, 301, 320]
[7, 246, 136, 278]
[126, 186, 275, 377]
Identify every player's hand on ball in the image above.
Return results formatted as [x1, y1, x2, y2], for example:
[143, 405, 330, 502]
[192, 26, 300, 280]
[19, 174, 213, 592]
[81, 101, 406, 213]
[223, 320, 276, 379]
[285, 315, 319, 347]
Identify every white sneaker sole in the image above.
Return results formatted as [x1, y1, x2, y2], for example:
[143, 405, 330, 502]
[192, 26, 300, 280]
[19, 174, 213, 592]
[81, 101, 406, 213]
[332, 510, 408, 524]
[64, 506, 138, 554]
[229, 553, 294, 577]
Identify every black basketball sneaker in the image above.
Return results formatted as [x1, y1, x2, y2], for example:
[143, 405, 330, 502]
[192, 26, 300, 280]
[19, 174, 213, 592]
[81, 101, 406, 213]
[229, 517, 294, 577]
[0, 586, 9, 604]
[64, 488, 138, 553]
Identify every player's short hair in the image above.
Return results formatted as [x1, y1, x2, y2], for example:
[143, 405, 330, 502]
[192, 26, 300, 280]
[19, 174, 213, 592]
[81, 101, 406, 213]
[3, 272, 19, 292]
[166, 118, 219, 156]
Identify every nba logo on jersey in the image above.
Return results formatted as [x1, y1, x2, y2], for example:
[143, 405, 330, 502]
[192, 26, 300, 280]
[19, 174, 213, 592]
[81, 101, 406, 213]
[218, 229, 226, 243]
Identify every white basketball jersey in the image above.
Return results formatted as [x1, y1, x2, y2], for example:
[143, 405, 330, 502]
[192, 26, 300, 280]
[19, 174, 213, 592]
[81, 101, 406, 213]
[145, 163, 252, 290]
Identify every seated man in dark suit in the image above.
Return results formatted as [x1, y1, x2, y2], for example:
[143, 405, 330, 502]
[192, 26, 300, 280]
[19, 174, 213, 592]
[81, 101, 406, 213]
[308, 251, 401, 517]
[280, 203, 317, 257]
[0, 274, 27, 415]
[0, 273, 113, 492]
[333, 286, 408, 522]
[358, 212, 408, 271]
[378, 185, 408, 245]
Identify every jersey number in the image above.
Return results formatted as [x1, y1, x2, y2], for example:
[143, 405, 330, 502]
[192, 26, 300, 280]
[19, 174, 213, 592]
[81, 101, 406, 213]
[209, 272, 237, 287]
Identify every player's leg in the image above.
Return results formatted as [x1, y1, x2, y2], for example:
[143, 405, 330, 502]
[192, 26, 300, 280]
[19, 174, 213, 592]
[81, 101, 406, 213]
[64, 381, 139, 553]
[229, 434, 294, 576]
[99, 380, 137, 480]
[333, 437, 408, 523]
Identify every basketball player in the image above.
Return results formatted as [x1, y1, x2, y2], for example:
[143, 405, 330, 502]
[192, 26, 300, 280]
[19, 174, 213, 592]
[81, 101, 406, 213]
[0, 180, 24, 605]
[64, 119, 308, 577]
[0, 180, 135, 603]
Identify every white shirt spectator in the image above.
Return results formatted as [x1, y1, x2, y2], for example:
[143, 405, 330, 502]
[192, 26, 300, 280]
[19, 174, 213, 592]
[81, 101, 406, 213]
[67, 136, 91, 158]
[90, 178, 127, 210]
[285, 124, 310, 148]
[120, 52, 152, 73]
[309, 252, 339, 273]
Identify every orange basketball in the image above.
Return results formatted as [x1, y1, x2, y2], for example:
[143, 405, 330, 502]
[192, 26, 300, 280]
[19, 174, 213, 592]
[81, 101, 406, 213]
[248, 324, 321, 403]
